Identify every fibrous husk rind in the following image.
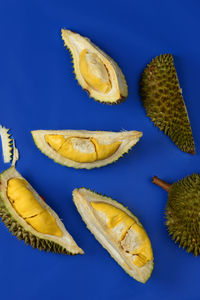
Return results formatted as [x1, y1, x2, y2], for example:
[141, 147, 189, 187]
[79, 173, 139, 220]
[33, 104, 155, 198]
[61, 29, 128, 104]
[0, 167, 83, 254]
[11, 139, 19, 167]
[166, 173, 200, 256]
[31, 130, 142, 169]
[139, 54, 195, 154]
[72, 188, 153, 283]
[0, 125, 19, 166]
[0, 125, 12, 163]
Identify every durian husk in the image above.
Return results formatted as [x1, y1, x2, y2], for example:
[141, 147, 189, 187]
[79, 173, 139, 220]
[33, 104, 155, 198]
[0, 167, 83, 255]
[166, 173, 200, 256]
[140, 54, 195, 154]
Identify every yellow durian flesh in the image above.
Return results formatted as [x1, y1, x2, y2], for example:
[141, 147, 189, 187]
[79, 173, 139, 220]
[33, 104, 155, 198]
[44, 134, 65, 151]
[7, 178, 63, 237]
[79, 49, 112, 93]
[58, 137, 97, 163]
[126, 224, 153, 267]
[26, 211, 63, 237]
[90, 138, 121, 160]
[44, 134, 121, 163]
[91, 202, 153, 268]
[7, 178, 44, 218]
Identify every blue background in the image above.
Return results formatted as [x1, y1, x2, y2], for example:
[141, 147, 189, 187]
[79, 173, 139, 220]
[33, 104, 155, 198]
[0, 0, 200, 299]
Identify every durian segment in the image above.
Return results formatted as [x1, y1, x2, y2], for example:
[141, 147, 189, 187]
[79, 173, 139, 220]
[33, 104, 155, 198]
[61, 29, 128, 104]
[79, 49, 112, 93]
[166, 174, 200, 256]
[32, 130, 142, 169]
[44, 135, 65, 151]
[140, 54, 195, 154]
[121, 224, 153, 267]
[90, 202, 134, 241]
[7, 178, 44, 218]
[90, 202, 152, 268]
[90, 138, 121, 161]
[49, 136, 97, 163]
[0, 167, 83, 254]
[44, 135, 121, 163]
[26, 211, 63, 237]
[7, 178, 63, 237]
[73, 188, 153, 283]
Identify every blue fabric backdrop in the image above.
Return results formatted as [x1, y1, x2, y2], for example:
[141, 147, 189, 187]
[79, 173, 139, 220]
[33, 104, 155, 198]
[0, 1, 200, 299]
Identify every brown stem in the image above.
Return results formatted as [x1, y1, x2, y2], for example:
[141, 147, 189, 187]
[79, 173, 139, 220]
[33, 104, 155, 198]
[152, 176, 171, 192]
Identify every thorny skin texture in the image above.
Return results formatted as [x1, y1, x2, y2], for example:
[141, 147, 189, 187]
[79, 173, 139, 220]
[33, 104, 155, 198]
[153, 174, 200, 256]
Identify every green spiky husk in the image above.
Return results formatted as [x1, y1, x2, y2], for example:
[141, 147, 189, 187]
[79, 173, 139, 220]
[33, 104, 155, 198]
[140, 54, 195, 154]
[0, 196, 73, 254]
[166, 174, 200, 256]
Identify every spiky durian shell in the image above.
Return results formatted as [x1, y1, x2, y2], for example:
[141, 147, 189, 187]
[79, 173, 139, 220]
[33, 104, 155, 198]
[166, 174, 200, 256]
[139, 54, 195, 154]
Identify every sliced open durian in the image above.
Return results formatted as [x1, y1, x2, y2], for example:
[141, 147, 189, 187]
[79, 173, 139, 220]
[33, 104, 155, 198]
[31, 130, 142, 169]
[0, 167, 83, 254]
[61, 29, 128, 104]
[73, 188, 154, 283]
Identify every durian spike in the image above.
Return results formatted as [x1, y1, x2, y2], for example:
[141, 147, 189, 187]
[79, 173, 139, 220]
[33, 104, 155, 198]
[152, 176, 171, 192]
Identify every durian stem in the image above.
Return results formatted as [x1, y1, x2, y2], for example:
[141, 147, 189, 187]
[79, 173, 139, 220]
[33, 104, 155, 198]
[152, 176, 171, 192]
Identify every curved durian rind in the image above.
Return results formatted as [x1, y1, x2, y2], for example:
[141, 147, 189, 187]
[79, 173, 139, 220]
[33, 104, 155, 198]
[61, 29, 128, 104]
[166, 173, 200, 256]
[139, 54, 195, 154]
[0, 167, 83, 255]
[0, 125, 12, 163]
[72, 188, 154, 283]
[31, 130, 142, 169]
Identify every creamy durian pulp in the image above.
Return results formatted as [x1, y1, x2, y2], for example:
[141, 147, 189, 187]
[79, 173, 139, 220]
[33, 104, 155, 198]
[91, 202, 153, 268]
[79, 49, 112, 93]
[44, 135, 121, 163]
[7, 178, 62, 237]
